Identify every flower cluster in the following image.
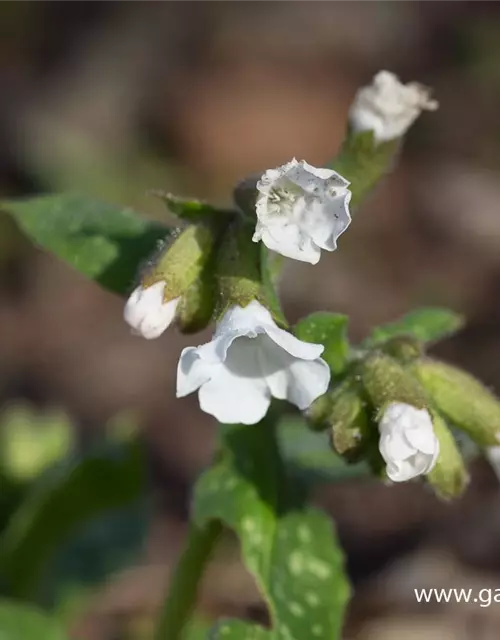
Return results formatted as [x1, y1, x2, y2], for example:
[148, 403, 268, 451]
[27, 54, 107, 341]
[123, 70, 449, 488]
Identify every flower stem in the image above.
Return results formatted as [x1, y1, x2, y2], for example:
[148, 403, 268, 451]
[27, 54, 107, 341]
[154, 519, 223, 640]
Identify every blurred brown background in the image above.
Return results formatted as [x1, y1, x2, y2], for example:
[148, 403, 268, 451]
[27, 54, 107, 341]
[2, 1, 500, 638]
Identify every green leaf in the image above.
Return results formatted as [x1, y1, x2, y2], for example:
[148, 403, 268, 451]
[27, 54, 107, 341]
[0, 600, 69, 640]
[0, 438, 145, 599]
[294, 313, 350, 374]
[208, 619, 270, 639]
[363, 308, 464, 348]
[194, 420, 350, 640]
[0, 193, 170, 295]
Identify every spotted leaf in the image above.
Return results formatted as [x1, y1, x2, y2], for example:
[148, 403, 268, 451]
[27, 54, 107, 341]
[193, 420, 350, 640]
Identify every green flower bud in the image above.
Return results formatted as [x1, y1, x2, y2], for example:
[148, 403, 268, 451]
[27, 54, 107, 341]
[379, 335, 423, 364]
[142, 222, 218, 295]
[328, 381, 369, 462]
[360, 353, 428, 415]
[426, 411, 469, 500]
[414, 359, 500, 446]
[125, 221, 223, 339]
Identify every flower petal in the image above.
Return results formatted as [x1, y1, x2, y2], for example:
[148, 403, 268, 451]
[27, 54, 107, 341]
[295, 160, 350, 187]
[405, 423, 438, 455]
[198, 338, 271, 424]
[379, 429, 416, 462]
[257, 336, 330, 409]
[176, 347, 213, 397]
[258, 224, 321, 264]
[124, 282, 179, 339]
[265, 326, 324, 360]
[303, 197, 351, 252]
[386, 457, 421, 482]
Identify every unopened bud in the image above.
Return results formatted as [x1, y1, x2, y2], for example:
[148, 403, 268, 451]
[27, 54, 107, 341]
[426, 412, 469, 500]
[328, 382, 369, 462]
[414, 359, 500, 447]
[360, 353, 428, 413]
[124, 281, 179, 339]
[125, 222, 221, 339]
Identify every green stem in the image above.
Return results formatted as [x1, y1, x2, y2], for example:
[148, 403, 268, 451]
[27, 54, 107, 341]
[154, 519, 223, 640]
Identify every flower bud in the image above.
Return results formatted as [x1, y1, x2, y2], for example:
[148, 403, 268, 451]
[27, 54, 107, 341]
[378, 402, 439, 482]
[426, 412, 469, 500]
[328, 382, 369, 462]
[125, 222, 221, 339]
[124, 281, 179, 339]
[414, 359, 500, 446]
[349, 71, 438, 143]
[360, 353, 428, 412]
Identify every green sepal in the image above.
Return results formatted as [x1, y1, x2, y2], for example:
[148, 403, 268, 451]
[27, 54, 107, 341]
[151, 190, 234, 224]
[360, 353, 429, 416]
[141, 221, 221, 302]
[379, 335, 423, 364]
[363, 308, 464, 349]
[328, 381, 369, 462]
[414, 359, 500, 447]
[426, 412, 469, 500]
[215, 221, 287, 327]
[175, 266, 216, 334]
[330, 129, 400, 209]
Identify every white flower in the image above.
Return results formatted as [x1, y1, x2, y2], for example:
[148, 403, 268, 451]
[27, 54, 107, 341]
[349, 70, 438, 143]
[176, 300, 330, 424]
[378, 402, 440, 482]
[252, 158, 352, 265]
[124, 281, 179, 339]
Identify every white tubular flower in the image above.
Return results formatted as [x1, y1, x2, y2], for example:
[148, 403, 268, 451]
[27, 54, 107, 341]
[176, 300, 330, 425]
[378, 402, 440, 482]
[124, 281, 179, 339]
[349, 70, 438, 143]
[252, 158, 352, 265]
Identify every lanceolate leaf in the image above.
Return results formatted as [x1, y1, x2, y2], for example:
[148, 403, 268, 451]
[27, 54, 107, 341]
[0, 439, 144, 599]
[0, 193, 170, 295]
[193, 420, 350, 640]
[363, 307, 464, 348]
